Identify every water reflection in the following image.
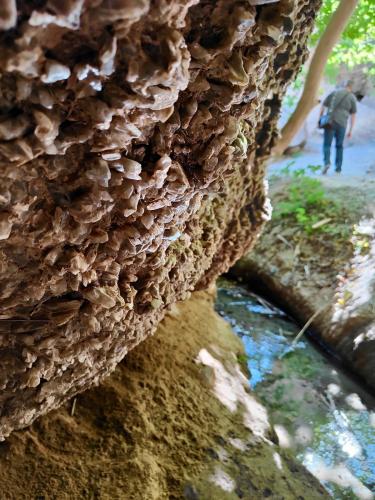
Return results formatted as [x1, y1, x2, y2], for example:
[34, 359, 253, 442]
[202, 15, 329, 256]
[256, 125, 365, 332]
[216, 278, 375, 499]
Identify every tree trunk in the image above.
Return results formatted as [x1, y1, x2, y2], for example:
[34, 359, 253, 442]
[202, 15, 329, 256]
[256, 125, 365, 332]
[273, 0, 359, 157]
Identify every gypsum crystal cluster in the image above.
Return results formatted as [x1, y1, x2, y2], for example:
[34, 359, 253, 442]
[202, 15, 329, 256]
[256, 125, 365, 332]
[0, 0, 320, 439]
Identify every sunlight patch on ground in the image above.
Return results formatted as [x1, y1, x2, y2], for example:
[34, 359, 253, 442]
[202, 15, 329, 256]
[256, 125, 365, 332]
[262, 179, 273, 222]
[336, 425, 362, 459]
[273, 452, 283, 471]
[304, 453, 374, 500]
[327, 393, 363, 458]
[228, 437, 247, 451]
[274, 424, 293, 448]
[209, 467, 235, 492]
[196, 348, 270, 439]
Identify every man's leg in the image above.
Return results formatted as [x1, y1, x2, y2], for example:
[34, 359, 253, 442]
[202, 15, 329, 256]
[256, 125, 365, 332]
[335, 124, 346, 172]
[323, 127, 334, 173]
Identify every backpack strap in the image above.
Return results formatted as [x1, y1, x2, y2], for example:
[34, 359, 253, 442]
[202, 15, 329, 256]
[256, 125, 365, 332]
[330, 90, 348, 114]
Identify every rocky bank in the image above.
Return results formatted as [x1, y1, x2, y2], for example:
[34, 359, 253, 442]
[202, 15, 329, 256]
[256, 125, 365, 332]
[0, 291, 328, 499]
[231, 175, 375, 389]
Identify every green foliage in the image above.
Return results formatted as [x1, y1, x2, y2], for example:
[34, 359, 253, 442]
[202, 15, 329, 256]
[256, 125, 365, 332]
[283, 69, 307, 109]
[237, 353, 249, 365]
[281, 1, 374, 123]
[273, 164, 352, 237]
[236, 352, 251, 378]
[311, 0, 375, 76]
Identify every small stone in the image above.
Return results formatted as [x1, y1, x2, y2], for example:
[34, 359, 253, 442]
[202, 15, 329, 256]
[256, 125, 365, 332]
[184, 484, 200, 500]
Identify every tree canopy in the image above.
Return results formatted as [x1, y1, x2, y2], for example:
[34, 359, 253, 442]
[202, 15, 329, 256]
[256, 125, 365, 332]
[311, 0, 375, 75]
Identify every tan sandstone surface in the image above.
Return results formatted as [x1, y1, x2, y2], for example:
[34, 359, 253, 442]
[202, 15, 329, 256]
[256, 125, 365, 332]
[0, 292, 328, 499]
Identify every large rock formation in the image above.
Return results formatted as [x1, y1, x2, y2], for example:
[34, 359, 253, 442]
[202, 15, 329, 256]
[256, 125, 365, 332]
[0, 0, 320, 439]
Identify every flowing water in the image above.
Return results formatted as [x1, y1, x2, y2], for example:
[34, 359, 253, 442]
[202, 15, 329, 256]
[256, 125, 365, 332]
[216, 278, 375, 500]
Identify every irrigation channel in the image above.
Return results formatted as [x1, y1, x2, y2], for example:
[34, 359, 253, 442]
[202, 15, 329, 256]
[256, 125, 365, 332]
[216, 278, 375, 500]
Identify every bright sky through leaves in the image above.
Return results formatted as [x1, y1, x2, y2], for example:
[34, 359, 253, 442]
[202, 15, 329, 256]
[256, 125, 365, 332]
[311, 0, 375, 74]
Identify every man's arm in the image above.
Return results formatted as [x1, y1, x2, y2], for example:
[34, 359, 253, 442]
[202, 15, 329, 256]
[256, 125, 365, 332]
[347, 95, 357, 138]
[347, 113, 356, 139]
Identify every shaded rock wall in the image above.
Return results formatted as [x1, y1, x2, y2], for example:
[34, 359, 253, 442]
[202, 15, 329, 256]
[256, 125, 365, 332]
[0, 0, 320, 439]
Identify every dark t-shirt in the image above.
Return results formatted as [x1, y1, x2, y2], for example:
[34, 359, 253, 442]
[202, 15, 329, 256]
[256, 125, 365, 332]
[323, 89, 357, 128]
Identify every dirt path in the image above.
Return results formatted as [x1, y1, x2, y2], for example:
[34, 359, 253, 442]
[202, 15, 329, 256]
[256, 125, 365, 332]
[270, 94, 375, 178]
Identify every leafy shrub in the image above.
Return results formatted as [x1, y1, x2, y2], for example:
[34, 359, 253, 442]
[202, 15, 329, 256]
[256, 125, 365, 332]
[272, 164, 351, 237]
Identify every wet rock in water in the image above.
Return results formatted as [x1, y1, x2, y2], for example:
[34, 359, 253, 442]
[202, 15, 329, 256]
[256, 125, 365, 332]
[0, 0, 321, 438]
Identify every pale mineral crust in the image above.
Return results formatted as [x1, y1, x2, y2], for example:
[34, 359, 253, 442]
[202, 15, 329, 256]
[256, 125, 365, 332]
[0, 0, 320, 439]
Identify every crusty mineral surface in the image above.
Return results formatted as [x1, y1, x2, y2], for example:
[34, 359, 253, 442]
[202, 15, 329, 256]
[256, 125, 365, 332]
[0, 0, 320, 439]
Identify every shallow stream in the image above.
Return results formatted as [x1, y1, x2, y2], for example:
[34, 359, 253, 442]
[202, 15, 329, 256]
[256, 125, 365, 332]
[216, 278, 375, 500]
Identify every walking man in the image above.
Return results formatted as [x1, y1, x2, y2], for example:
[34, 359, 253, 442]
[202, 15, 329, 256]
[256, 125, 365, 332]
[319, 80, 357, 174]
